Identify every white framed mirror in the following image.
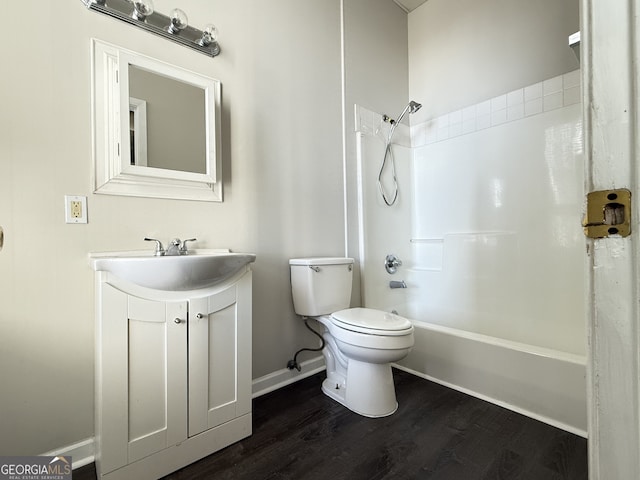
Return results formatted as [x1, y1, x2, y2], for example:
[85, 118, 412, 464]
[91, 39, 222, 202]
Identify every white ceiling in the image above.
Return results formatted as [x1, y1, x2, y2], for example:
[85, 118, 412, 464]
[393, 0, 429, 13]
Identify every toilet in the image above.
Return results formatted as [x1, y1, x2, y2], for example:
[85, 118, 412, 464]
[289, 257, 414, 417]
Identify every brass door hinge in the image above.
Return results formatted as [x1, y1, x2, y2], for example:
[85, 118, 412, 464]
[583, 188, 631, 238]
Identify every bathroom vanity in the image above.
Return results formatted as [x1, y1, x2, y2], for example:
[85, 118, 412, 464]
[91, 250, 255, 480]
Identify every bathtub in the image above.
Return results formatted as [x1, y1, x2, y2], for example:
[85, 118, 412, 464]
[394, 319, 587, 437]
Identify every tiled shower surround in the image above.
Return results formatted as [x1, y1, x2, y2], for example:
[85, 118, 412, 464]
[411, 69, 581, 146]
[355, 69, 586, 357]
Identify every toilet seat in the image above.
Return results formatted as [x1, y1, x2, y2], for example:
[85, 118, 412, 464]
[330, 307, 413, 336]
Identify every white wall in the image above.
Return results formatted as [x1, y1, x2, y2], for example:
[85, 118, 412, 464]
[343, 0, 409, 303]
[0, 0, 344, 456]
[409, 0, 580, 121]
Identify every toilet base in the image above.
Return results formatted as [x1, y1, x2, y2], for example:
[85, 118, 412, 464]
[321, 360, 398, 418]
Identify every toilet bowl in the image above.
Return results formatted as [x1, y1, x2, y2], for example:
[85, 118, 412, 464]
[315, 308, 414, 417]
[289, 258, 414, 417]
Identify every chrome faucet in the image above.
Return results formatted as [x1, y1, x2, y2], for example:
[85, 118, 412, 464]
[389, 280, 407, 289]
[166, 238, 182, 256]
[166, 238, 197, 256]
[144, 237, 197, 256]
[385, 254, 402, 274]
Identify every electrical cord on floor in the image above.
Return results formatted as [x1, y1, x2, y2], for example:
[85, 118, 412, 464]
[286, 318, 325, 372]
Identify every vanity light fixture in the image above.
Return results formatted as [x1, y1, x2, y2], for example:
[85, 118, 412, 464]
[80, 0, 221, 57]
[198, 24, 220, 55]
[168, 8, 188, 34]
[199, 24, 217, 45]
[132, 0, 154, 21]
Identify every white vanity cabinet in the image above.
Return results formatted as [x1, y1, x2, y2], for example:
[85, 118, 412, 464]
[93, 266, 252, 480]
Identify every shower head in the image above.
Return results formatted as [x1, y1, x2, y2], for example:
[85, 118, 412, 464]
[393, 100, 423, 127]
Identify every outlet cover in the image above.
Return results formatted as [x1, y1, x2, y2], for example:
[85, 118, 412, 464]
[65, 195, 88, 224]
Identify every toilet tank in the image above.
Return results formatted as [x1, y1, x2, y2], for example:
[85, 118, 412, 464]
[289, 257, 354, 316]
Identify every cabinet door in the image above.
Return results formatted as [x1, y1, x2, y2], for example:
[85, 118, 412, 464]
[188, 272, 252, 437]
[99, 286, 188, 473]
[126, 296, 188, 462]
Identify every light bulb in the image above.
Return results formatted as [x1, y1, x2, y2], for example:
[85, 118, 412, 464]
[168, 8, 188, 34]
[132, 0, 154, 20]
[199, 24, 218, 46]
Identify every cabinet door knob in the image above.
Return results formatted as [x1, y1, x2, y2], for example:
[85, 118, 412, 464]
[196, 313, 204, 319]
[174, 318, 183, 324]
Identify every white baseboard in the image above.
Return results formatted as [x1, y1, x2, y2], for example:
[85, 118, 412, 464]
[252, 355, 325, 398]
[41, 358, 325, 471]
[43, 350, 584, 474]
[40, 436, 95, 470]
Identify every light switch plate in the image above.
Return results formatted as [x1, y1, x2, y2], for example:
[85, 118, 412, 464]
[65, 195, 88, 224]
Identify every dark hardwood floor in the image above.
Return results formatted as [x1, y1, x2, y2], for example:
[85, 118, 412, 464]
[75, 369, 588, 479]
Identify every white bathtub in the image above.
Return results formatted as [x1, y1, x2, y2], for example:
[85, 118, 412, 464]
[394, 319, 587, 437]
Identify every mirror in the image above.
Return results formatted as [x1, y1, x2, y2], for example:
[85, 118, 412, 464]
[128, 65, 206, 174]
[91, 39, 222, 201]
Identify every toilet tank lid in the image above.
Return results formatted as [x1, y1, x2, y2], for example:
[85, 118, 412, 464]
[289, 257, 354, 266]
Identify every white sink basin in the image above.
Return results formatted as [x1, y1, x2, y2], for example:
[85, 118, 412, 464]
[91, 251, 256, 291]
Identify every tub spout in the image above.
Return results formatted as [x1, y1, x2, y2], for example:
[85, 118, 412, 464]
[389, 280, 407, 289]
